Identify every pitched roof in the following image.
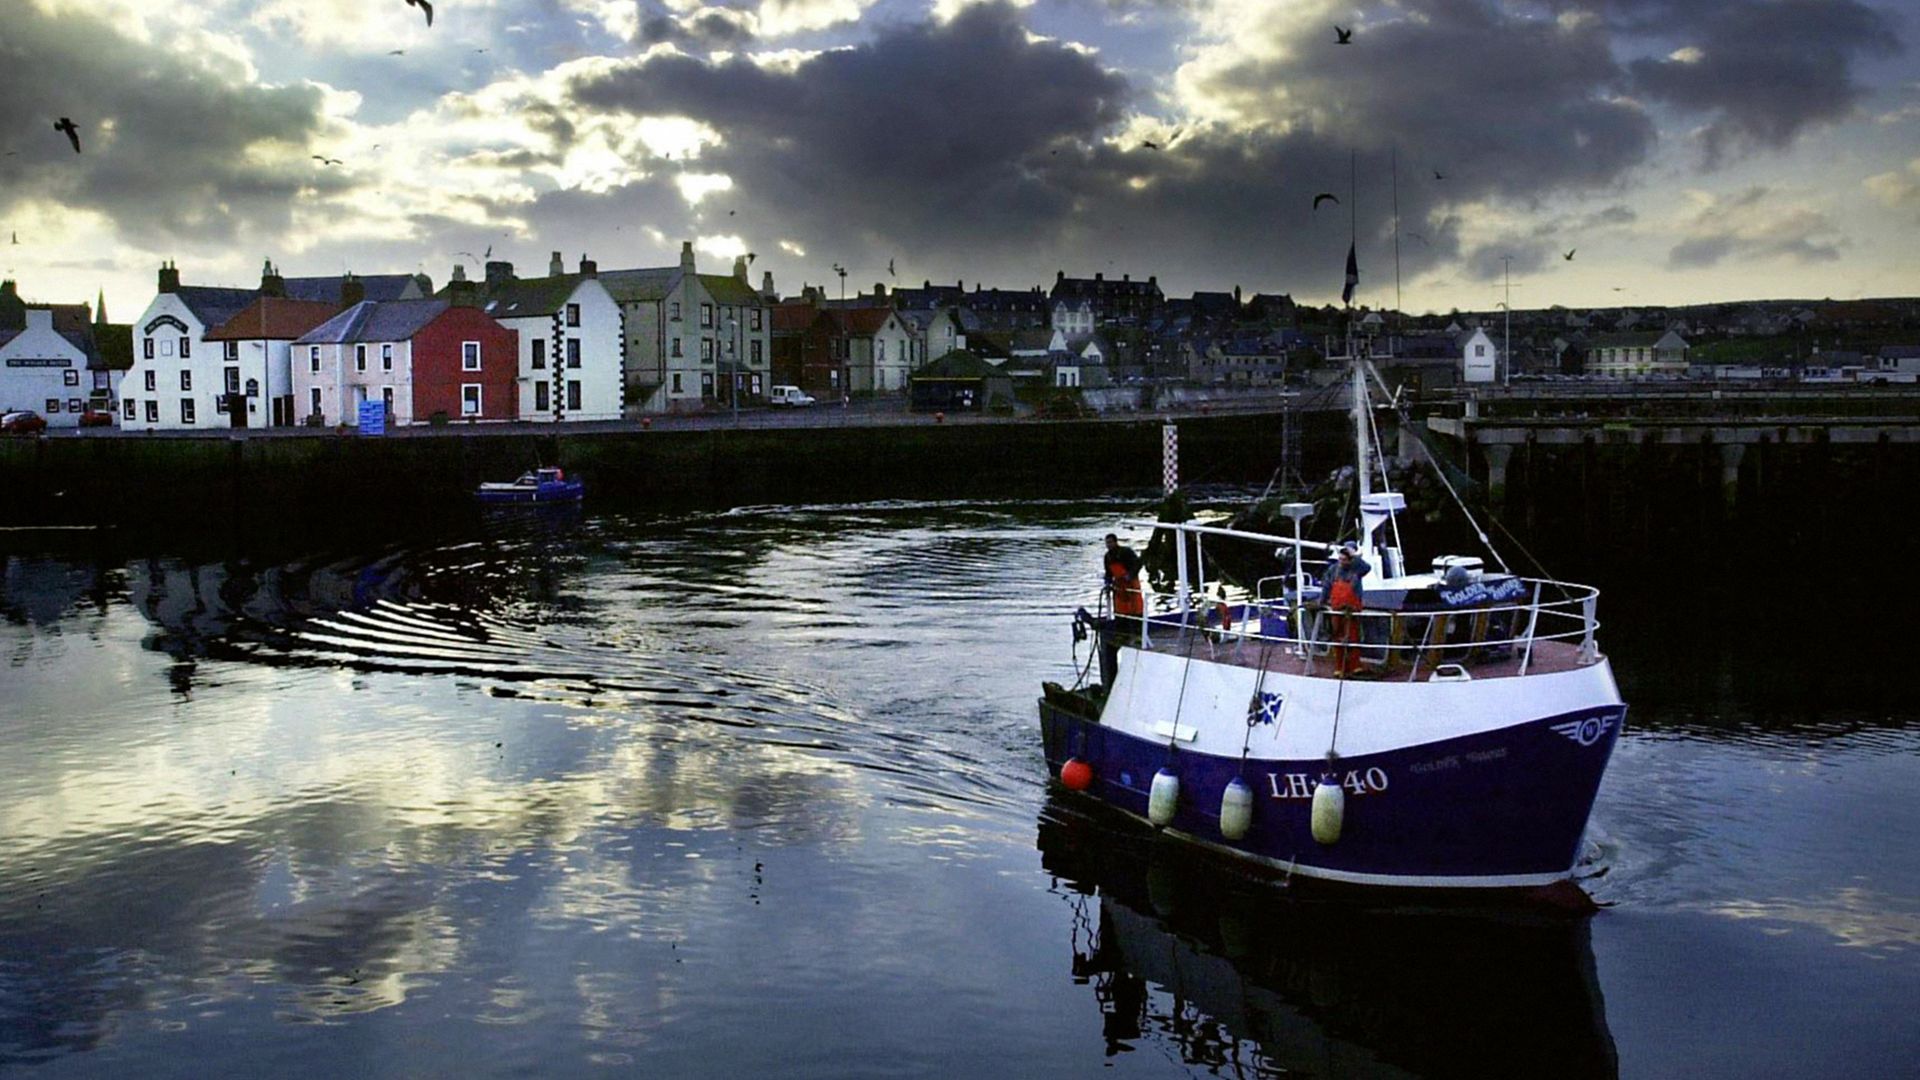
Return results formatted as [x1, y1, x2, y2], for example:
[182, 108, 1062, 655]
[598, 267, 680, 303]
[283, 274, 423, 304]
[698, 273, 763, 305]
[295, 300, 452, 345]
[94, 323, 133, 370]
[772, 303, 827, 332]
[205, 298, 342, 341]
[173, 285, 259, 328]
[914, 351, 1008, 380]
[829, 307, 896, 336]
[1589, 331, 1675, 348]
[483, 275, 588, 319]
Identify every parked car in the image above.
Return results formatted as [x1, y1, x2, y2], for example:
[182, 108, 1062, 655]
[78, 408, 114, 428]
[768, 385, 816, 407]
[0, 410, 47, 435]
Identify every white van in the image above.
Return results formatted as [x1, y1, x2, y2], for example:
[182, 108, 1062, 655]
[769, 385, 816, 407]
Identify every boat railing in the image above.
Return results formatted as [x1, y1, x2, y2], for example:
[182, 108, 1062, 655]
[1115, 578, 1603, 680]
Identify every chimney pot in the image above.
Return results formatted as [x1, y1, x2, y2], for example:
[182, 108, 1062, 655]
[158, 263, 181, 293]
[580, 255, 597, 278]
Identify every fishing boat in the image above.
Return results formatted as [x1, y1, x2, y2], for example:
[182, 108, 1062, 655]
[474, 466, 583, 504]
[1038, 352, 1624, 895]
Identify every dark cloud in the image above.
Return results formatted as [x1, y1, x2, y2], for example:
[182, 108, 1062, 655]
[640, 6, 759, 48]
[0, 3, 332, 249]
[1624, 0, 1901, 164]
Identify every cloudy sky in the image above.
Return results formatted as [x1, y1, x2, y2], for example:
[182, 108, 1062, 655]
[2, 0, 1916, 321]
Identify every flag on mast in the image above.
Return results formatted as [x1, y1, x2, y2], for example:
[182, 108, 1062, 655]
[1342, 243, 1359, 306]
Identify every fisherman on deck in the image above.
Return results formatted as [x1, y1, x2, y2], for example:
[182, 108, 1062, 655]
[1102, 534, 1145, 620]
[1321, 542, 1371, 675]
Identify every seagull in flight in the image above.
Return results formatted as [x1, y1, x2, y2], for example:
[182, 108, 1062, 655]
[1140, 140, 1161, 150]
[1334, 25, 1353, 44]
[404, 0, 432, 27]
[888, 257, 896, 278]
[1563, 248, 1577, 261]
[389, 49, 406, 55]
[311, 154, 343, 166]
[53, 117, 81, 153]
[484, 243, 492, 259]
[1313, 192, 1339, 210]
[1432, 169, 1445, 180]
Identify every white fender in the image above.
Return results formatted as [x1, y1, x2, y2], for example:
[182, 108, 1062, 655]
[1148, 767, 1180, 827]
[1310, 776, 1345, 845]
[1219, 777, 1254, 840]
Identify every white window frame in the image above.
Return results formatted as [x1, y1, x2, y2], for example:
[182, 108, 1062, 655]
[462, 341, 481, 371]
[531, 339, 546, 369]
[145, 400, 159, 422]
[224, 341, 239, 361]
[180, 398, 196, 424]
[566, 339, 581, 368]
[535, 381, 550, 411]
[179, 337, 191, 358]
[310, 346, 321, 373]
[63, 369, 79, 387]
[310, 387, 323, 418]
[700, 303, 713, 328]
[180, 370, 192, 391]
[566, 303, 581, 328]
[381, 343, 393, 371]
[355, 344, 367, 371]
[461, 383, 482, 416]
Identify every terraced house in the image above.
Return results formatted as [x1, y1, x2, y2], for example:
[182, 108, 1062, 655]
[467, 253, 622, 423]
[0, 280, 103, 427]
[601, 243, 773, 415]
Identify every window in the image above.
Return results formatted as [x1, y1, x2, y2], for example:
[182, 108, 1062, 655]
[180, 398, 196, 424]
[225, 367, 240, 393]
[224, 341, 239, 361]
[63, 369, 79, 387]
[124, 399, 136, 420]
[700, 303, 713, 328]
[46, 399, 60, 414]
[671, 339, 682, 358]
[750, 340, 762, 365]
[145, 401, 159, 422]
[461, 384, 482, 416]
[180, 370, 192, 391]
[671, 373, 682, 393]
[245, 378, 258, 397]
[310, 387, 322, 418]
[462, 342, 480, 371]
[160, 338, 174, 358]
[566, 303, 581, 327]
[670, 302, 681, 321]
[700, 372, 713, 397]
[381, 344, 392, 371]
[532, 339, 546, 369]
[567, 380, 581, 410]
[67, 398, 82, 413]
[355, 344, 367, 371]
[382, 386, 393, 414]
[535, 382, 550, 411]
[179, 337, 191, 358]
[566, 339, 580, 368]
[310, 346, 321, 373]
[145, 370, 156, 391]
[751, 309, 762, 332]
[878, 340, 886, 362]
[701, 338, 713, 362]
[144, 338, 154, 359]
[750, 374, 762, 395]
[215, 394, 227, 414]
[1474, 345, 1485, 357]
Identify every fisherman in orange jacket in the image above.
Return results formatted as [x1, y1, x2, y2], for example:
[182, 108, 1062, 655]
[1103, 534, 1145, 619]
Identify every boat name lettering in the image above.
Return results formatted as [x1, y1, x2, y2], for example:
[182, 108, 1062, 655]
[1465, 747, 1507, 762]
[1436, 576, 1528, 608]
[1409, 755, 1459, 774]
[1266, 768, 1388, 799]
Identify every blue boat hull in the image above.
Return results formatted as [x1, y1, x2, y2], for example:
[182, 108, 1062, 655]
[474, 481, 584, 504]
[1039, 696, 1624, 888]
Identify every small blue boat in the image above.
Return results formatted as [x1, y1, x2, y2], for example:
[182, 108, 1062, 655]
[475, 467, 583, 504]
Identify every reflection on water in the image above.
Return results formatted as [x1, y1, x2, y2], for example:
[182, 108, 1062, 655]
[1037, 801, 1617, 1078]
[0, 493, 1915, 1076]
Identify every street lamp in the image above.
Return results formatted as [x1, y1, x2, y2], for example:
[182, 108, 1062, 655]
[726, 316, 739, 427]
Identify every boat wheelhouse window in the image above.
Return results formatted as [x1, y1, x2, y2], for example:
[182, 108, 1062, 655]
[461, 384, 482, 415]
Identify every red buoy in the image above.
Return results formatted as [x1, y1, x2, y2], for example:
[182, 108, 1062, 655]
[1060, 758, 1093, 791]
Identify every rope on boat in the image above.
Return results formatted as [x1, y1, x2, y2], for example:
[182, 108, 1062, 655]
[1238, 634, 1279, 772]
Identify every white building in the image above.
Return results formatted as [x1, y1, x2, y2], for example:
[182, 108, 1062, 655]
[117, 263, 257, 431]
[202, 293, 340, 428]
[1460, 327, 1499, 383]
[477, 254, 623, 422]
[1051, 298, 1095, 337]
[292, 300, 442, 426]
[0, 301, 95, 427]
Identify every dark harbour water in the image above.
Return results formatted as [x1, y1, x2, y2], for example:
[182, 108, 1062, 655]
[0, 495, 1915, 1078]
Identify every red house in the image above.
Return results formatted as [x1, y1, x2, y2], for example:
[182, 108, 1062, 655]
[411, 304, 518, 423]
[293, 300, 518, 425]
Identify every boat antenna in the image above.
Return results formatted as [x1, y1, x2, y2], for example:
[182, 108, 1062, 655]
[1391, 146, 1402, 336]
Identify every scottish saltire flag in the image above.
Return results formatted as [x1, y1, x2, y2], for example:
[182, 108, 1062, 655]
[1342, 243, 1358, 305]
[1250, 691, 1285, 725]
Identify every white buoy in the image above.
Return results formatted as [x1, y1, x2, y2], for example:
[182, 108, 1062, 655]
[1310, 775, 1345, 844]
[1219, 777, 1254, 840]
[1148, 767, 1180, 827]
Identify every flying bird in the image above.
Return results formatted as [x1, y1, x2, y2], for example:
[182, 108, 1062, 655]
[10, 232, 17, 245]
[388, 49, 406, 55]
[1165, 127, 1185, 147]
[484, 243, 492, 259]
[311, 154, 343, 166]
[1334, 25, 1352, 44]
[1432, 169, 1445, 180]
[1563, 248, 1576, 261]
[888, 257, 896, 277]
[1313, 192, 1339, 210]
[728, 209, 736, 215]
[405, 0, 432, 27]
[1141, 140, 1161, 150]
[1406, 232, 1428, 245]
[53, 117, 80, 153]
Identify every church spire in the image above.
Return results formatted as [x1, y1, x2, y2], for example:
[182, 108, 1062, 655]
[94, 287, 107, 325]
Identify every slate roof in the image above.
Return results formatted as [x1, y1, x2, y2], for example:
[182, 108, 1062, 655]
[598, 267, 680, 303]
[205, 298, 342, 341]
[698, 273, 763, 306]
[1589, 331, 1682, 348]
[829, 307, 896, 336]
[295, 300, 452, 345]
[173, 286, 259, 329]
[772, 303, 827, 332]
[283, 274, 424, 304]
[914, 351, 1009, 380]
[1879, 344, 1920, 361]
[483, 276, 588, 320]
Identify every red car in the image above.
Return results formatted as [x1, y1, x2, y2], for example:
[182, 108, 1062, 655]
[0, 410, 48, 435]
[78, 408, 115, 428]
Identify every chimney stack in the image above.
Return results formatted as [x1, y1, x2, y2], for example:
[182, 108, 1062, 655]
[158, 262, 180, 293]
[734, 255, 750, 282]
[579, 254, 597, 277]
[259, 259, 286, 298]
[485, 261, 515, 289]
[680, 241, 696, 274]
[760, 271, 777, 299]
[340, 273, 365, 308]
[549, 251, 564, 277]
